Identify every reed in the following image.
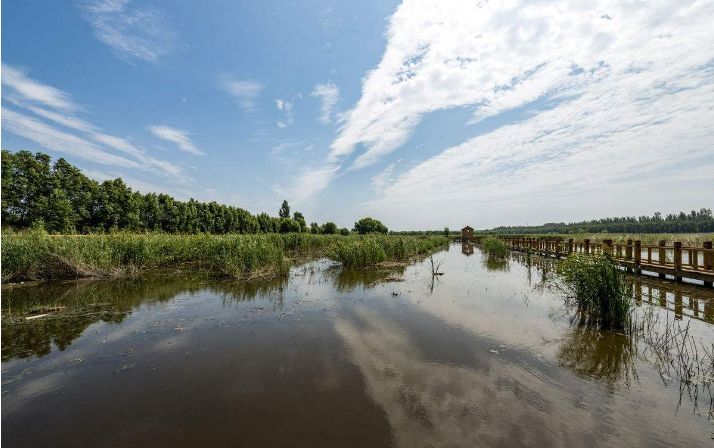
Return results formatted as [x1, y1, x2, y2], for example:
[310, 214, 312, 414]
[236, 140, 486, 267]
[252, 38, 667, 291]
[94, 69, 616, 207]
[481, 235, 508, 259]
[1, 230, 448, 282]
[328, 235, 448, 268]
[557, 253, 632, 329]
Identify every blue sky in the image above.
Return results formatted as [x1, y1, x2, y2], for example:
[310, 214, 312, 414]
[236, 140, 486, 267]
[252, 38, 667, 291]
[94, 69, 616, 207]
[3, 0, 714, 229]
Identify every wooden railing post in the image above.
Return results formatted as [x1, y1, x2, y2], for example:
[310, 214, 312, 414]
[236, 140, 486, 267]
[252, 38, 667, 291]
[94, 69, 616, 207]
[704, 241, 713, 287]
[658, 240, 666, 279]
[634, 240, 641, 274]
[584, 239, 590, 255]
[674, 242, 682, 283]
[568, 238, 573, 255]
[692, 247, 698, 270]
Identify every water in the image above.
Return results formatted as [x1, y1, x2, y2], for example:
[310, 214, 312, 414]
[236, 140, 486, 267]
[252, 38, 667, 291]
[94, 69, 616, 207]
[2, 243, 713, 447]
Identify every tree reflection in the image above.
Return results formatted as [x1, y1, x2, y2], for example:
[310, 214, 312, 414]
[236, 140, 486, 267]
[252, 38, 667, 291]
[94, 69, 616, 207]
[1, 274, 287, 361]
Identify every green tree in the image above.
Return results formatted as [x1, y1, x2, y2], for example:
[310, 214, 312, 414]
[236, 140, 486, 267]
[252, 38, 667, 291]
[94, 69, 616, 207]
[292, 211, 306, 232]
[353, 217, 388, 234]
[279, 200, 290, 219]
[321, 222, 338, 234]
[310, 222, 321, 234]
[279, 218, 301, 233]
[443, 227, 450, 238]
[339, 228, 350, 236]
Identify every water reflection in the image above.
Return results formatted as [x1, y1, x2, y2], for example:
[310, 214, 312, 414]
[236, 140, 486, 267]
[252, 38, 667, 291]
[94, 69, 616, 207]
[330, 266, 406, 292]
[1, 275, 287, 361]
[2, 245, 713, 446]
[558, 325, 638, 387]
[461, 242, 474, 256]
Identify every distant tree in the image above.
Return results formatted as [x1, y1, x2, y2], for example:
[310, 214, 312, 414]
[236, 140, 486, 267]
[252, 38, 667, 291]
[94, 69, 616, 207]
[292, 211, 306, 232]
[279, 218, 301, 233]
[310, 222, 321, 234]
[443, 227, 450, 238]
[279, 200, 290, 219]
[321, 222, 338, 234]
[339, 228, 350, 236]
[353, 217, 388, 234]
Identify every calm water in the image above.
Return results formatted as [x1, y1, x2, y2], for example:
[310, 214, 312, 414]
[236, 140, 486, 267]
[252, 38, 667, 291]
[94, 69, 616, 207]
[2, 243, 713, 447]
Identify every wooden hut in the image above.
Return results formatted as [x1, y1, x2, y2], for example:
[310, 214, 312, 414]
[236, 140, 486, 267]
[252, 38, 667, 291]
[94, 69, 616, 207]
[461, 225, 474, 241]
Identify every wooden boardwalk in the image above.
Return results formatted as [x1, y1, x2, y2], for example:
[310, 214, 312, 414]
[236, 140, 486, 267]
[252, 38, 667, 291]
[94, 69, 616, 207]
[494, 236, 714, 288]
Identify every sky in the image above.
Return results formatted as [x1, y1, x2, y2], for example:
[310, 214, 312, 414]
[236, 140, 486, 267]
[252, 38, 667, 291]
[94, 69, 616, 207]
[2, 0, 713, 230]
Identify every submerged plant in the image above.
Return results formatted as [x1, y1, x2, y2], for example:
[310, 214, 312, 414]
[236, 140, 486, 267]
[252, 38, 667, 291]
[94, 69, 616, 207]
[556, 253, 632, 329]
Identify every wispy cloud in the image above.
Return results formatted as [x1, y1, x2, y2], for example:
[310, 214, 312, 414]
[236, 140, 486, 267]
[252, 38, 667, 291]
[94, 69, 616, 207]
[149, 124, 204, 155]
[2, 64, 185, 178]
[78, 0, 177, 62]
[274, 164, 340, 203]
[2, 65, 79, 112]
[2, 108, 141, 169]
[218, 75, 264, 111]
[311, 81, 339, 124]
[275, 98, 294, 128]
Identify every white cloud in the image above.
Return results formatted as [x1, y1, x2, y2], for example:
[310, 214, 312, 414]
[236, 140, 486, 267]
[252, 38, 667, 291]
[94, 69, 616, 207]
[2, 108, 141, 169]
[78, 0, 177, 62]
[311, 81, 339, 124]
[275, 98, 294, 127]
[149, 124, 204, 155]
[371, 162, 397, 194]
[322, 0, 714, 227]
[2, 65, 79, 112]
[275, 164, 340, 203]
[1, 64, 185, 178]
[218, 75, 264, 111]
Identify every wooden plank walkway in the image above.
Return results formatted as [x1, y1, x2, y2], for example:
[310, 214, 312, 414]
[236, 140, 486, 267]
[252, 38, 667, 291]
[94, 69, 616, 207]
[488, 236, 714, 288]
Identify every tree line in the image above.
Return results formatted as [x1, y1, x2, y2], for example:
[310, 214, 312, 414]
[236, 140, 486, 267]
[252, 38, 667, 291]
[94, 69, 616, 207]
[484, 209, 714, 234]
[1, 150, 390, 235]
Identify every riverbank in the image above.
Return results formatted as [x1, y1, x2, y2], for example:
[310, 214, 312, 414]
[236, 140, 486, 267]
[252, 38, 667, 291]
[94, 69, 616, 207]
[1, 231, 448, 283]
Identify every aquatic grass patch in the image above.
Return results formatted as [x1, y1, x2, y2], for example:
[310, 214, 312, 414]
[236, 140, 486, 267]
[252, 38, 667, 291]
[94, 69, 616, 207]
[328, 235, 448, 268]
[481, 236, 508, 259]
[1, 232, 447, 282]
[556, 253, 632, 329]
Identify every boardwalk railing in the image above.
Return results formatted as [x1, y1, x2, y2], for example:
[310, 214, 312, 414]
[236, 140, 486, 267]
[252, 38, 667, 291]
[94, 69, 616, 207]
[497, 237, 714, 287]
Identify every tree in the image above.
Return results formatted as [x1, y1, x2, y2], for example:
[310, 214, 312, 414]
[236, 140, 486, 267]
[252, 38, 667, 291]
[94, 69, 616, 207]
[310, 222, 321, 234]
[321, 222, 338, 234]
[279, 218, 301, 233]
[292, 211, 306, 232]
[339, 228, 350, 236]
[353, 217, 388, 234]
[443, 227, 450, 238]
[279, 200, 290, 219]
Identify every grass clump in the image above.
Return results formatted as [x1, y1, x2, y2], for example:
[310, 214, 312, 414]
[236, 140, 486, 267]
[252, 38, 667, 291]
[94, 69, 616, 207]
[1, 232, 448, 282]
[557, 253, 632, 329]
[328, 235, 447, 268]
[481, 236, 508, 259]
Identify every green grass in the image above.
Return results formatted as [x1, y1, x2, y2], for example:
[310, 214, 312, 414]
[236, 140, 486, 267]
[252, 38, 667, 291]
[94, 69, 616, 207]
[328, 235, 448, 268]
[481, 235, 508, 259]
[1, 230, 448, 282]
[557, 253, 632, 329]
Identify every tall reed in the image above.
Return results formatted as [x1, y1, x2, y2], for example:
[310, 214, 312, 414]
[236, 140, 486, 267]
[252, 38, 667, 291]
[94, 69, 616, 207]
[481, 236, 508, 259]
[1, 231, 448, 282]
[556, 253, 632, 329]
